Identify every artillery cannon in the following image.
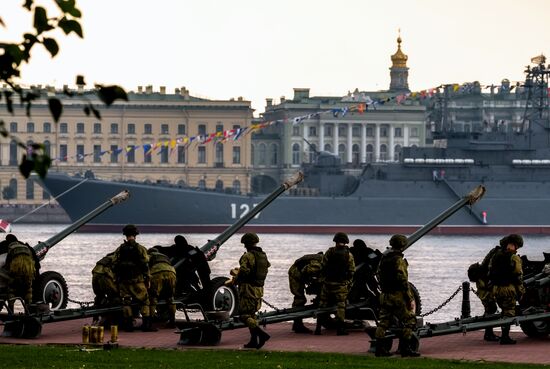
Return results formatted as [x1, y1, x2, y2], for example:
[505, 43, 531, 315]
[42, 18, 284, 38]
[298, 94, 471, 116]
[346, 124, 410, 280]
[166, 172, 304, 316]
[517, 253, 550, 337]
[0, 190, 129, 311]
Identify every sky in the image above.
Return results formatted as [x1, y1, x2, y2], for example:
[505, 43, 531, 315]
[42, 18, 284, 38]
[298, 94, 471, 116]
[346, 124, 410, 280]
[3, 0, 550, 114]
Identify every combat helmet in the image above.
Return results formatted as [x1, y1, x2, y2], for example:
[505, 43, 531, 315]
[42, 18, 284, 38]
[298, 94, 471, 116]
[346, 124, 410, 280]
[389, 234, 408, 250]
[506, 234, 523, 248]
[122, 224, 139, 236]
[241, 232, 260, 245]
[333, 232, 349, 244]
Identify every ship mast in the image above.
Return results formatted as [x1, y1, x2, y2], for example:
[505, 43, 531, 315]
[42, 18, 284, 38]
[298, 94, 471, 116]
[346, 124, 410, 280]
[522, 55, 550, 148]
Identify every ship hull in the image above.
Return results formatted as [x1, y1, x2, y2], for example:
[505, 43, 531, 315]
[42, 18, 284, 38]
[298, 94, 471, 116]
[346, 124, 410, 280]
[37, 172, 550, 235]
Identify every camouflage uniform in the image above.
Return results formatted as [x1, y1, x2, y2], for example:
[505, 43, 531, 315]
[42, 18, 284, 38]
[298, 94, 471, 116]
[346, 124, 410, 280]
[316, 233, 355, 335]
[374, 234, 419, 357]
[92, 253, 119, 307]
[113, 238, 151, 331]
[5, 241, 36, 308]
[488, 234, 525, 344]
[288, 253, 323, 308]
[148, 250, 177, 326]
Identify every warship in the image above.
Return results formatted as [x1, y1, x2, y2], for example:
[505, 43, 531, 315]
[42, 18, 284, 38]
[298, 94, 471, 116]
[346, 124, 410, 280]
[36, 58, 550, 234]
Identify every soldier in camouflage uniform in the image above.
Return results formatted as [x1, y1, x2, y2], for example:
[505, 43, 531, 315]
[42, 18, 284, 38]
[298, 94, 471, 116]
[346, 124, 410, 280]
[288, 252, 323, 333]
[92, 252, 119, 308]
[314, 232, 355, 336]
[5, 237, 39, 310]
[488, 234, 525, 345]
[374, 234, 420, 357]
[228, 233, 271, 349]
[112, 224, 155, 332]
[148, 248, 177, 327]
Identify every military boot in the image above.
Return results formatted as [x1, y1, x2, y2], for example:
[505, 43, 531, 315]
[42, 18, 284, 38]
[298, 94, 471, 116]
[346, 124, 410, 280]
[254, 327, 271, 349]
[336, 321, 349, 336]
[483, 327, 500, 342]
[374, 338, 392, 357]
[292, 319, 312, 333]
[399, 338, 421, 357]
[499, 326, 516, 345]
[140, 317, 158, 332]
[243, 328, 258, 348]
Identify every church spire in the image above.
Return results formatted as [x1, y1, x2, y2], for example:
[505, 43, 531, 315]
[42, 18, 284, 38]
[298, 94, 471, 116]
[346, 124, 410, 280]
[389, 30, 410, 92]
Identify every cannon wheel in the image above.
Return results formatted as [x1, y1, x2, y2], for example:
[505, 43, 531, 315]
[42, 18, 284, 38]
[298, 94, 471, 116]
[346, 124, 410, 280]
[203, 277, 238, 317]
[33, 271, 69, 310]
[520, 319, 550, 338]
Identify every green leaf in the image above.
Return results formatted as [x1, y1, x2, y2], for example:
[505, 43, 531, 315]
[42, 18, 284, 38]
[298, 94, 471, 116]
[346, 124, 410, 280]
[96, 85, 128, 106]
[55, 0, 82, 18]
[0, 17, 5, 27]
[34, 154, 52, 179]
[23, 0, 34, 11]
[43, 38, 59, 57]
[63, 85, 74, 97]
[48, 98, 63, 123]
[19, 155, 34, 179]
[76, 75, 86, 86]
[58, 17, 83, 38]
[4, 91, 13, 114]
[90, 105, 101, 120]
[84, 105, 90, 116]
[33, 7, 53, 34]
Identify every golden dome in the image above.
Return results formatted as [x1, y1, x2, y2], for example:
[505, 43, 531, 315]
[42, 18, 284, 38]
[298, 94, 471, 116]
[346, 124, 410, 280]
[391, 36, 408, 68]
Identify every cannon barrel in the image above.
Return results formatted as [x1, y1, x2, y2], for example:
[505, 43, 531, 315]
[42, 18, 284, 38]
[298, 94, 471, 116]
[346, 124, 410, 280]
[385, 185, 486, 254]
[34, 190, 130, 260]
[189, 171, 304, 263]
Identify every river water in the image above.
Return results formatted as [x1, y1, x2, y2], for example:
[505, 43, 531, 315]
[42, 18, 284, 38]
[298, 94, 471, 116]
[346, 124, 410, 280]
[12, 224, 550, 324]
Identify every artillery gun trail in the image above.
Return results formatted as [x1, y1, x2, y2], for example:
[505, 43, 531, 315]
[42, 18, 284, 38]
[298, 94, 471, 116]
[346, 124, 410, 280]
[0, 190, 129, 311]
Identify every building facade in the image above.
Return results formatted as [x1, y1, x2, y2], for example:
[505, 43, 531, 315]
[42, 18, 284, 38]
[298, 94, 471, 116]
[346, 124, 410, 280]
[0, 85, 254, 205]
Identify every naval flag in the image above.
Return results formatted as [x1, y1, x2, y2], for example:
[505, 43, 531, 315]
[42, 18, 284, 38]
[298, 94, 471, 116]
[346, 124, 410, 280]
[0, 219, 12, 233]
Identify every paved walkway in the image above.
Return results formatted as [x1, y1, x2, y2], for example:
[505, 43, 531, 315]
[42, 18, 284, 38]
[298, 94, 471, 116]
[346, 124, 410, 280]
[0, 319, 549, 364]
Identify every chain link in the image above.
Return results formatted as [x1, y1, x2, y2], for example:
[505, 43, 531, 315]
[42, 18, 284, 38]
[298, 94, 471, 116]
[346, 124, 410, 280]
[261, 298, 281, 311]
[420, 285, 462, 317]
[67, 297, 94, 308]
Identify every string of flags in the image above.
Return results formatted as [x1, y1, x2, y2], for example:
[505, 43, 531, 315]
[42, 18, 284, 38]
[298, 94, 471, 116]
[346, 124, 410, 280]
[49, 81, 532, 162]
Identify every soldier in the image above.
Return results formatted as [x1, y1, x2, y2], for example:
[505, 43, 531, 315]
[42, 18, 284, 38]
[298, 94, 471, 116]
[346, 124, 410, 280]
[147, 248, 177, 327]
[112, 224, 155, 332]
[488, 234, 525, 345]
[374, 234, 420, 357]
[467, 240, 503, 341]
[348, 238, 382, 302]
[314, 232, 355, 336]
[226, 233, 271, 349]
[4, 236, 39, 310]
[288, 252, 323, 333]
[91, 252, 119, 308]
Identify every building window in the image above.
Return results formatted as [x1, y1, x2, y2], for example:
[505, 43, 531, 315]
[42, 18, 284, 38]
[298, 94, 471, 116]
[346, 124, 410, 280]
[178, 124, 186, 135]
[144, 124, 152, 134]
[160, 145, 168, 163]
[198, 179, 206, 190]
[410, 127, 419, 137]
[216, 124, 223, 133]
[198, 124, 207, 136]
[366, 126, 374, 137]
[127, 146, 135, 163]
[380, 144, 387, 161]
[352, 125, 360, 137]
[258, 143, 267, 165]
[292, 126, 300, 136]
[76, 144, 85, 162]
[144, 148, 152, 163]
[215, 144, 224, 165]
[366, 144, 373, 162]
[177, 146, 186, 163]
[308, 126, 317, 137]
[232, 146, 241, 164]
[324, 143, 332, 152]
[59, 144, 68, 162]
[292, 143, 300, 165]
[110, 145, 118, 163]
[394, 144, 402, 161]
[395, 127, 402, 137]
[77, 122, 85, 134]
[308, 144, 316, 163]
[9, 122, 17, 133]
[43, 122, 51, 133]
[93, 145, 102, 163]
[215, 180, 223, 192]
[60, 123, 68, 133]
[127, 123, 135, 134]
[270, 144, 278, 165]
[338, 144, 346, 162]
[232, 180, 241, 194]
[338, 125, 346, 136]
[232, 124, 241, 130]
[26, 179, 34, 200]
[352, 144, 360, 165]
[9, 140, 18, 165]
[380, 126, 388, 137]
[326, 126, 333, 137]
[27, 122, 35, 133]
[9, 178, 17, 199]
[161, 124, 169, 135]
[93, 123, 101, 134]
[198, 146, 206, 163]
[43, 140, 51, 157]
[110, 123, 119, 134]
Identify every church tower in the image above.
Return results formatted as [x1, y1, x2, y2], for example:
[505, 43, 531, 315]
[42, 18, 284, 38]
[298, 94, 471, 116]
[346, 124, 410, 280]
[389, 33, 410, 92]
